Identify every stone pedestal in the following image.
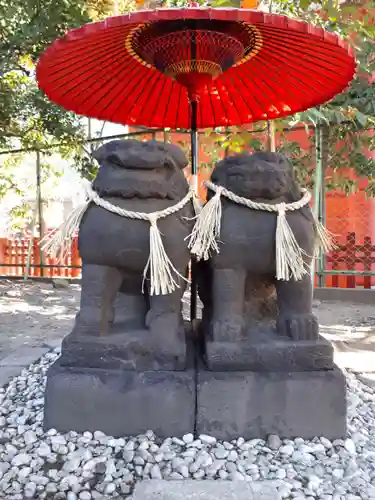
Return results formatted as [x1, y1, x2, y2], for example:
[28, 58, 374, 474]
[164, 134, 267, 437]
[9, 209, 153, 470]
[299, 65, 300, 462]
[44, 320, 346, 439]
[204, 330, 334, 372]
[196, 365, 347, 440]
[44, 360, 195, 438]
[44, 320, 195, 438]
[61, 327, 187, 372]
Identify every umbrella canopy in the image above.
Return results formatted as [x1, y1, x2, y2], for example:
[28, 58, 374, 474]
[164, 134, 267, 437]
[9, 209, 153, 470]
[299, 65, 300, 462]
[36, 8, 356, 130]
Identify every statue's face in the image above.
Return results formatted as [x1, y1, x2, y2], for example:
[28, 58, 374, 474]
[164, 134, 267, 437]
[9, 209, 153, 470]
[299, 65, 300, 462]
[92, 139, 189, 200]
[212, 152, 295, 200]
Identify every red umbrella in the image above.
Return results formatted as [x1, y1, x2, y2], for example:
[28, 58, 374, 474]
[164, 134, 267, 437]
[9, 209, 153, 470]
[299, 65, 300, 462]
[37, 7, 356, 129]
[36, 7, 356, 319]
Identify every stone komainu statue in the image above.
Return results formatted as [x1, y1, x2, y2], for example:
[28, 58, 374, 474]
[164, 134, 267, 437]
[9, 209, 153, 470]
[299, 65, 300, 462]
[72, 139, 195, 354]
[194, 151, 320, 342]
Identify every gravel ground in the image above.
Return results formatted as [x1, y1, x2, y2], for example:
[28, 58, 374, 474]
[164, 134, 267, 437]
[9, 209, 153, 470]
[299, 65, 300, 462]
[0, 280, 375, 499]
[0, 350, 374, 500]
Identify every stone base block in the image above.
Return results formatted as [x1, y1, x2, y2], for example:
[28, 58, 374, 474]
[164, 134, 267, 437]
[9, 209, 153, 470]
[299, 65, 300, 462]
[44, 360, 195, 438]
[132, 481, 280, 500]
[205, 330, 334, 372]
[61, 325, 187, 372]
[197, 366, 346, 440]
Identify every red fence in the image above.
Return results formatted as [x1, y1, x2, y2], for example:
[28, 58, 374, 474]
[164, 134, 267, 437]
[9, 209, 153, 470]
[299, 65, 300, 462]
[0, 236, 81, 278]
[324, 232, 375, 289]
[0, 232, 374, 288]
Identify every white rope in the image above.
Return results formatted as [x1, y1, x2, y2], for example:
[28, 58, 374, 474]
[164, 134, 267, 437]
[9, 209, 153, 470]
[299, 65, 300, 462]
[40, 180, 194, 296]
[188, 180, 335, 282]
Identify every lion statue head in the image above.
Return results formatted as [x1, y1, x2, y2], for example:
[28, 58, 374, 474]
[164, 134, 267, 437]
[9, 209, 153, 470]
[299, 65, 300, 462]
[92, 139, 190, 201]
[210, 151, 302, 203]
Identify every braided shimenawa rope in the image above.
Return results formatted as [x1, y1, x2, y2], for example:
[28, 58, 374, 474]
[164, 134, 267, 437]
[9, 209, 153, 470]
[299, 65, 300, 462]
[40, 180, 195, 296]
[204, 181, 312, 213]
[188, 180, 334, 281]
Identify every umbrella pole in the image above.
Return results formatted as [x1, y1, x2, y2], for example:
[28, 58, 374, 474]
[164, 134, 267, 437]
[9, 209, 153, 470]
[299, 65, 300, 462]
[190, 99, 198, 322]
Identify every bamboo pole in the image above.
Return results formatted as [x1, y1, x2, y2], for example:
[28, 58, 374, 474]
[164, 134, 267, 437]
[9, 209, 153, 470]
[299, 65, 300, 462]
[36, 151, 45, 277]
[267, 120, 276, 152]
[311, 123, 324, 293]
[23, 209, 38, 281]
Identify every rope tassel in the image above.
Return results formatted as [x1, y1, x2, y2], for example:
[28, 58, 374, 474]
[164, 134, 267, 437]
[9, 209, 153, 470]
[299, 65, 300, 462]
[186, 180, 325, 283]
[312, 213, 337, 254]
[142, 217, 188, 296]
[275, 204, 308, 281]
[39, 201, 90, 261]
[40, 181, 194, 296]
[187, 188, 223, 261]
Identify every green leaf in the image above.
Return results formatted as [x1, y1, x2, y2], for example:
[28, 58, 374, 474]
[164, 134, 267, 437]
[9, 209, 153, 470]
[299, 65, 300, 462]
[355, 111, 368, 127]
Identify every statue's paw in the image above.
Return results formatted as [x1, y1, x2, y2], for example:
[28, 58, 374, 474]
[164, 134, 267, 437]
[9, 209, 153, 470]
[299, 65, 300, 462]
[277, 313, 319, 341]
[210, 315, 244, 342]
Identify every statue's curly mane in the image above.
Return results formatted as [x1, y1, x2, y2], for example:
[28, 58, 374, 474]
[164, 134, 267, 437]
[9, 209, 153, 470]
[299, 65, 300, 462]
[91, 139, 190, 201]
[210, 151, 302, 203]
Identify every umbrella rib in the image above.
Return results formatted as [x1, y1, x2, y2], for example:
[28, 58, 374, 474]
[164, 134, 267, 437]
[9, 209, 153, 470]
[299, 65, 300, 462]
[42, 28, 133, 67]
[213, 81, 239, 127]
[43, 46, 133, 86]
[140, 74, 169, 126]
[257, 25, 353, 60]
[174, 84, 184, 130]
[78, 58, 150, 117]
[226, 67, 267, 119]
[160, 80, 175, 128]
[51, 25, 134, 52]
[257, 32, 353, 69]
[91, 65, 155, 121]
[241, 53, 323, 104]
[238, 69, 279, 118]
[207, 89, 217, 129]
[111, 68, 163, 124]
[54, 54, 141, 105]
[246, 50, 331, 98]
[259, 40, 352, 75]
[220, 73, 255, 122]
[44, 41, 130, 75]
[250, 46, 349, 87]
[44, 38, 126, 67]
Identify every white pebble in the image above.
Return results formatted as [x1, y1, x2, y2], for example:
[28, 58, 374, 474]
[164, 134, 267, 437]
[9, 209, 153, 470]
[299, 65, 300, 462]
[24, 431, 37, 446]
[11, 454, 31, 467]
[320, 437, 333, 448]
[214, 448, 229, 459]
[183, 433, 194, 444]
[104, 483, 116, 495]
[199, 435, 217, 445]
[276, 469, 287, 479]
[150, 464, 162, 479]
[344, 438, 357, 454]
[36, 443, 51, 457]
[0, 346, 374, 500]
[24, 482, 37, 498]
[280, 444, 294, 456]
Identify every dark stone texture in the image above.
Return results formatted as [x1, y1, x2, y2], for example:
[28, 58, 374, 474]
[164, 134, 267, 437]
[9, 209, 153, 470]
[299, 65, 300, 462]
[196, 366, 347, 440]
[205, 334, 334, 372]
[43, 140, 196, 437]
[61, 326, 187, 372]
[44, 359, 195, 438]
[197, 152, 319, 349]
[43, 147, 347, 440]
[74, 139, 194, 365]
